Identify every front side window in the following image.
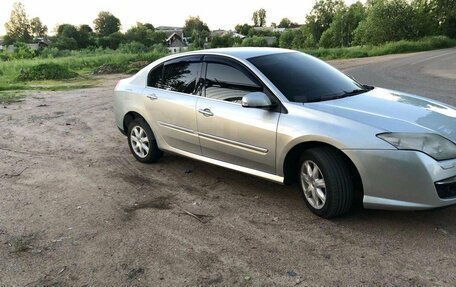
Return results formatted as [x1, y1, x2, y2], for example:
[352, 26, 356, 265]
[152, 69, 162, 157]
[162, 61, 202, 95]
[248, 52, 366, 103]
[205, 62, 262, 103]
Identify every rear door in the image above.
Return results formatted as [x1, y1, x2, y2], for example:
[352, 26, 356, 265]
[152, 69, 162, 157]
[142, 55, 203, 154]
[196, 56, 280, 174]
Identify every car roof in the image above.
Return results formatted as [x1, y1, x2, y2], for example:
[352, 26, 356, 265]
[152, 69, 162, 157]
[170, 47, 294, 60]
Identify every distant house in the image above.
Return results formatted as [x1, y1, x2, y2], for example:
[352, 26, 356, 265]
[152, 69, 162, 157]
[166, 32, 187, 54]
[232, 32, 246, 39]
[156, 26, 188, 54]
[253, 26, 286, 33]
[3, 40, 49, 53]
[210, 29, 246, 39]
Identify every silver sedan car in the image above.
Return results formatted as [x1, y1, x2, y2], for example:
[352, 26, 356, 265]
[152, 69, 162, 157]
[114, 48, 456, 218]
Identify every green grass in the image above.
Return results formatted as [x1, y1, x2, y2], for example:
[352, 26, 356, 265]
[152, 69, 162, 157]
[0, 50, 167, 92]
[303, 36, 456, 60]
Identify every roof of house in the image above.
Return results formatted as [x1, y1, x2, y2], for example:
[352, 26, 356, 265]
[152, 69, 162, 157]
[166, 32, 182, 42]
[211, 30, 246, 39]
[156, 26, 183, 31]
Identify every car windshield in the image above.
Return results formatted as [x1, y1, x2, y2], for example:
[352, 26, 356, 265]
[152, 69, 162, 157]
[248, 52, 370, 103]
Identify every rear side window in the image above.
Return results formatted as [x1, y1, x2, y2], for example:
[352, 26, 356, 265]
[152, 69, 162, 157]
[205, 62, 262, 103]
[162, 61, 202, 95]
[147, 64, 163, 88]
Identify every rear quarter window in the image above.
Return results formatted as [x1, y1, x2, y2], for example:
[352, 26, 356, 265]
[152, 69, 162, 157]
[147, 64, 163, 88]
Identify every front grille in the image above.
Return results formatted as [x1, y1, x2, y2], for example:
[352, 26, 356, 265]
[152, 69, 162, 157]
[435, 176, 456, 199]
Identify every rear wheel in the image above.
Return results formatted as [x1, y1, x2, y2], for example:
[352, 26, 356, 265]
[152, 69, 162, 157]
[299, 147, 354, 218]
[127, 118, 162, 163]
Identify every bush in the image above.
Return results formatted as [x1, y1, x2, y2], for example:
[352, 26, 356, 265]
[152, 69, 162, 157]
[368, 36, 456, 56]
[0, 51, 7, 61]
[39, 47, 72, 58]
[51, 36, 79, 51]
[98, 32, 125, 50]
[241, 36, 268, 47]
[151, 44, 169, 54]
[12, 42, 36, 60]
[118, 41, 148, 54]
[17, 63, 78, 81]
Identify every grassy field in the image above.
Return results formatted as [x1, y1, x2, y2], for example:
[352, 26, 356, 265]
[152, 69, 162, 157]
[304, 36, 456, 59]
[0, 36, 455, 104]
[0, 50, 166, 103]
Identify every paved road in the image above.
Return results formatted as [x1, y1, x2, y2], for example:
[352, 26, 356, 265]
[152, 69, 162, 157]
[343, 48, 456, 106]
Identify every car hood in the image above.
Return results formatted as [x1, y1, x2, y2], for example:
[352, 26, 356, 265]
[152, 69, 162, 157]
[306, 88, 456, 143]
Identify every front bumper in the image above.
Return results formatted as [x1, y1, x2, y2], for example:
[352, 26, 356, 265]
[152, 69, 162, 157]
[343, 149, 456, 210]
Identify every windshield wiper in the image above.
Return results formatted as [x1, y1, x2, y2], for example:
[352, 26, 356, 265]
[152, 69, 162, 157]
[331, 87, 373, 100]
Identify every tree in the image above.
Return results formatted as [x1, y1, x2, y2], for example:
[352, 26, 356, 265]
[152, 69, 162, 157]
[53, 24, 79, 50]
[278, 18, 292, 28]
[4, 2, 32, 44]
[258, 8, 267, 27]
[54, 24, 95, 49]
[51, 36, 78, 50]
[30, 17, 47, 38]
[79, 24, 93, 34]
[319, 2, 366, 48]
[305, 0, 345, 44]
[235, 23, 251, 35]
[93, 11, 121, 36]
[411, 0, 438, 37]
[77, 24, 95, 48]
[149, 32, 166, 46]
[431, 0, 456, 38]
[252, 9, 267, 27]
[183, 16, 210, 48]
[56, 24, 79, 39]
[353, 0, 420, 45]
[279, 28, 312, 49]
[98, 31, 125, 49]
[279, 29, 295, 48]
[125, 22, 160, 46]
[210, 34, 235, 48]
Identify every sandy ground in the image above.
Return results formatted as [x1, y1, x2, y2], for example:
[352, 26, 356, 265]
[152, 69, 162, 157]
[0, 51, 455, 286]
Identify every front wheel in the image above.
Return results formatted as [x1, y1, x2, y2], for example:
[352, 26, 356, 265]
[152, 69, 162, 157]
[127, 118, 163, 163]
[299, 147, 354, 218]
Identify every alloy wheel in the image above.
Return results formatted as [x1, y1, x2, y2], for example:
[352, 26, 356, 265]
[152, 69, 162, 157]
[300, 160, 327, 209]
[130, 126, 150, 158]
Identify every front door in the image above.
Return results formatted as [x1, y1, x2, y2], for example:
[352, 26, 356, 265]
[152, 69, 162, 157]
[196, 58, 280, 174]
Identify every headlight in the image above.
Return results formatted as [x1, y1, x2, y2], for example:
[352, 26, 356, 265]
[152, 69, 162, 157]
[377, 133, 456, 161]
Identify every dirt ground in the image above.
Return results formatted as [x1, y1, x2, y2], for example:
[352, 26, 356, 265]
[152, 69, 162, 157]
[1, 53, 455, 286]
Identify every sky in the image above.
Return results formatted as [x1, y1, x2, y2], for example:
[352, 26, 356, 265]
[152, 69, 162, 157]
[0, 0, 359, 35]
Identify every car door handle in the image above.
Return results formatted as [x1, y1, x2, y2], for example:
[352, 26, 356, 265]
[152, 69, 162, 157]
[198, 108, 214, 117]
[146, 94, 158, 100]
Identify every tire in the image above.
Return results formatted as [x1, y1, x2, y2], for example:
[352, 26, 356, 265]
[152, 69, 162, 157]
[298, 147, 354, 218]
[127, 118, 163, 163]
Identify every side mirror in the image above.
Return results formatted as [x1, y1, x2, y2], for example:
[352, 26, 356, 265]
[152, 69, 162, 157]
[241, 92, 274, 109]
